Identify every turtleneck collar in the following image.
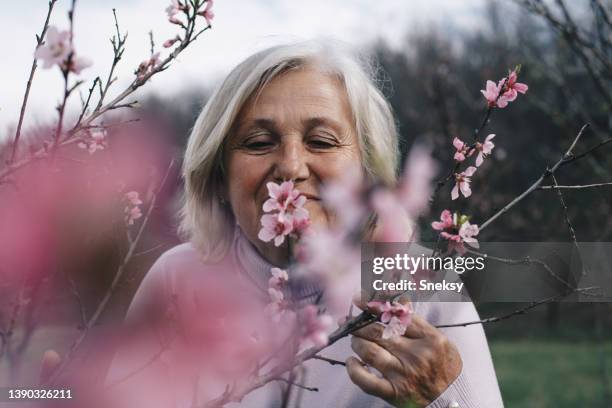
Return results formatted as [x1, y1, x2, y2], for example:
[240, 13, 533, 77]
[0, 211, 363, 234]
[230, 225, 322, 305]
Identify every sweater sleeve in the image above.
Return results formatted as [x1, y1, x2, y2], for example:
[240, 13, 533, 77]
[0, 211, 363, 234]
[420, 301, 504, 408]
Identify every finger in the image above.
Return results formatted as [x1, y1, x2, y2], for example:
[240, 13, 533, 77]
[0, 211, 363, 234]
[345, 356, 396, 400]
[353, 321, 387, 343]
[403, 314, 438, 339]
[350, 336, 397, 372]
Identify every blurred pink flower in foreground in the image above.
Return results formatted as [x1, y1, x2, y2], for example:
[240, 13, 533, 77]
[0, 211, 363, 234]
[398, 144, 437, 216]
[475, 134, 496, 166]
[432, 210, 480, 256]
[320, 166, 365, 230]
[367, 300, 412, 339]
[78, 129, 107, 154]
[451, 166, 477, 200]
[268, 267, 289, 289]
[124, 191, 144, 225]
[299, 305, 333, 347]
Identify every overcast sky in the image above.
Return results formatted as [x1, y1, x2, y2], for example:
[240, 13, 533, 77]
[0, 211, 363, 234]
[0, 0, 485, 141]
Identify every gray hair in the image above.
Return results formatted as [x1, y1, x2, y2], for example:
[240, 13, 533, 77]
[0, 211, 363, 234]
[180, 40, 400, 261]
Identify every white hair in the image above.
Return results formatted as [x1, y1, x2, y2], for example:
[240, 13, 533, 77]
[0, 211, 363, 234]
[180, 39, 400, 261]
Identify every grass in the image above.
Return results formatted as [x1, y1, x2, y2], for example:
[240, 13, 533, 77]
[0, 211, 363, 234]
[491, 340, 612, 408]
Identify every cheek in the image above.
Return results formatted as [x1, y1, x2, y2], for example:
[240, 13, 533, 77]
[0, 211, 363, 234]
[226, 156, 269, 219]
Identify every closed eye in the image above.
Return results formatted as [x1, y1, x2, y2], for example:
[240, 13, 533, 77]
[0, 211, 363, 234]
[307, 135, 339, 149]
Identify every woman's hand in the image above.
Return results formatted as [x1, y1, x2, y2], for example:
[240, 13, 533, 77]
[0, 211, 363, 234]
[345, 301, 462, 407]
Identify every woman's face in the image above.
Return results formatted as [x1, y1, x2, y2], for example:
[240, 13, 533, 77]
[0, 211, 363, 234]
[224, 67, 362, 266]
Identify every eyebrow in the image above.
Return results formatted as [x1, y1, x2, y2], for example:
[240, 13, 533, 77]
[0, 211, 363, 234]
[237, 116, 346, 134]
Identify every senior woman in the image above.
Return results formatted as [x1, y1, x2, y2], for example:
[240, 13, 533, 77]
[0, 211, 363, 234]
[112, 40, 504, 407]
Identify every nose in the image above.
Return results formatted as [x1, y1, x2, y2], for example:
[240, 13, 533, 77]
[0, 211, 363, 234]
[273, 137, 310, 182]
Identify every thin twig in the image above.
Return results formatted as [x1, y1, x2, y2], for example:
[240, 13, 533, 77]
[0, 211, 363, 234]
[9, 0, 58, 163]
[480, 124, 589, 231]
[538, 182, 612, 189]
[435, 286, 599, 328]
[312, 355, 346, 367]
[274, 377, 318, 393]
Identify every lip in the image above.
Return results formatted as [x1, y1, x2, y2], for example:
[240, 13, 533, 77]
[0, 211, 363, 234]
[300, 193, 321, 201]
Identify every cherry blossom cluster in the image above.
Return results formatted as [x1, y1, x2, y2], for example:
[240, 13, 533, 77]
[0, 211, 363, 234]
[163, 0, 215, 48]
[434, 68, 528, 253]
[481, 68, 528, 108]
[34, 27, 92, 75]
[124, 191, 143, 226]
[367, 301, 413, 339]
[432, 210, 480, 256]
[77, 129, 107, 155]
[258, 181, 310, 247]
[166, 0, 215, 26]
[451, 135, 495, 200]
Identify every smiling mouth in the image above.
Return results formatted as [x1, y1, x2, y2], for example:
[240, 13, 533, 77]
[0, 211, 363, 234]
[300, 193, 320, 201]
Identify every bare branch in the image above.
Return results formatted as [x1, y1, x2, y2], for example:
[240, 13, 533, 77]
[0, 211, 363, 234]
[435, 286, 600, 328]
[9, 0, 58, 164]
[538, 182, 612, 190]
[480, 124, 589, 231]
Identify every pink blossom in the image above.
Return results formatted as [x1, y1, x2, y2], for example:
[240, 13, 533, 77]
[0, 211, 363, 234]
[299, 305, 333, 347]
[432, 211, 480, 256]
[163, 36, 181, 48]
[268, 286, 284, 303]
[296, 228, 361, 315]
[475, 134, 495, 167]
[166, 0, 187, 21]
[125, 191, 143, 206]
[367, 301, 412, 339]
[135, 52, 161, 80]
[459, 221, 480, 250]
[263, 181, 302, 212]
[77, 129, 107, 154]
[398, 144, 437, 216]
[431, 209, 454, 231]
[268, 267, 288, 290]
[499, 69, 528, 103]
[125, 206, 142, 225]
[258, 213, 293, 246]
[34, 26, 72, 69]
[320, 167, 366, 230]
[197, 0, 215, 26]
[370, 189, 414, 242]
[259, 180, 310, 244]
[451, 166, 477, 200]
[63, 54, 92, 74]
[452, 137, 472, 162]
[480, 80, 501, 107]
